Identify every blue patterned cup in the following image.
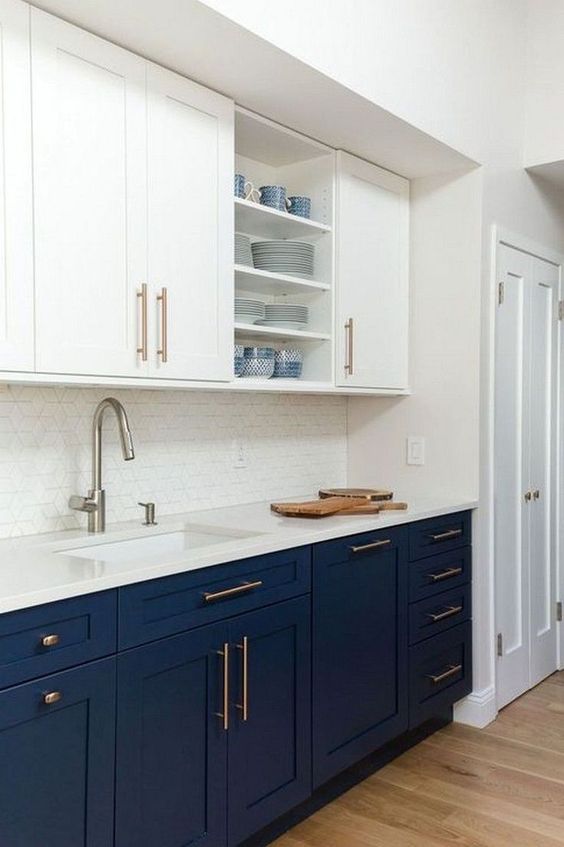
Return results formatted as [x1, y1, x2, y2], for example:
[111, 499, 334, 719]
[234, 173, 249, 199]
[287, 196, 311, 218]
[259, 185, 288, 212]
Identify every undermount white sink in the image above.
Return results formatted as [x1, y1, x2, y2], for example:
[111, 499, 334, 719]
[62, 526, 255, 564]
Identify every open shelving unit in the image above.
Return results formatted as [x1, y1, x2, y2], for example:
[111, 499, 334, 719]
[233, 107, 335, 387]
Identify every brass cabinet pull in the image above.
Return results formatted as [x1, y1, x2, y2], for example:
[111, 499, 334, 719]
[215, 643, 229, 731]
[41, 634, 60, 647]
[136, 283, 148, 361]
[428, 566, 463, 583]
[157, 287, 168, 363]
[426, 604, 463, 623]
[427, 663, 462, 685]
[524, 490, 532, 502]
[428, 528, 462, 542]
[350, 539, 392, 554]
[43, 691, 62, 705]
[533, 489, 540, 500]
[236, 636, 249, 722]
[203, 580, 263, 603]
[344, 317, 354, 375]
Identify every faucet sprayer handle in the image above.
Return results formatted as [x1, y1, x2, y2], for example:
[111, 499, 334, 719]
[69, 495, 98, 513]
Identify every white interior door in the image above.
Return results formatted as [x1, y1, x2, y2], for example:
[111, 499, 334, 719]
[0, 0, 33, 372]
[146, 63, 233, 381]
[32, 9, 147, 377]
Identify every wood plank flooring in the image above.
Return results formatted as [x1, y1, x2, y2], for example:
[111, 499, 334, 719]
[272, 672, 564, 846]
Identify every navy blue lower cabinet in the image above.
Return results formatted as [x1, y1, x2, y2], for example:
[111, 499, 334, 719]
[227, 597, 311, 845]
[115, 623, 229, 847]
[312, 527, 408, 787]
[0, 657, 116, 847]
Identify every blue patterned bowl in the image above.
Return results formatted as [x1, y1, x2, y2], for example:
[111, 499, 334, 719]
[243, 347, 276, 359]
[273, 362, 303, 378]
[241, 357, 275, 378]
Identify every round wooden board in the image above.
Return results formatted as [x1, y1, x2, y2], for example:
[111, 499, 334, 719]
[318, 487, 393, 502]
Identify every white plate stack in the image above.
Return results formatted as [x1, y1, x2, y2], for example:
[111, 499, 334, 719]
[235, 233, 253, 266]
[251, 241, 314, 279]
[234, 298, 265, 325]
[256, 303, 309, 330]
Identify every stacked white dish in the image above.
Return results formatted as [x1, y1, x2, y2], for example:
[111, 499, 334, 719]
[235, 233, 253, 266]
[251, 241, 314, 279]
[235, 297, 265, 324]
[256, 303, 309, 330]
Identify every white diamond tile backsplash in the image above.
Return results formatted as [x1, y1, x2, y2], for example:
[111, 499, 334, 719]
[0, 385, 347, 538]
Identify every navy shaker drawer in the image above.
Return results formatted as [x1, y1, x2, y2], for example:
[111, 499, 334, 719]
[119, 547, 311, 648]
[409, 548, 470, 602]
[409, 583, 471, 645]
[0, 591, 117, 690]
[409, 511, 471, 561]
[313, 526, 405, 567]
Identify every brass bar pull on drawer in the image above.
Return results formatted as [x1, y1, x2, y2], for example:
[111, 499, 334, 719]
[428, 566, 463, 582]
[428, 528, 463, 542]
[41, 634, 60, 647]
[43, 691, 62, 705]
[236, 636, 249, 722]
[428, 663, 463, 685]
[426, 605, 463, 623]
[203, 580, 263, 603]
[350, 539, 392, 554]
[215, 643, 229, 731]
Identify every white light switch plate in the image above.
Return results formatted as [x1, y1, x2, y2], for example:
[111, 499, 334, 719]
[406, 436, 425, 466]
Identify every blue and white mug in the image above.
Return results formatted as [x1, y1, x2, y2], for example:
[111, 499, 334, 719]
[259, 185, 288, 212]
[287, 195, 311, 219]
[234, 173, 251, 199]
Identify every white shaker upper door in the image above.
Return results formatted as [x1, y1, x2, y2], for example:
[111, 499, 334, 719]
[146, 62, 233, 381]
[32, 9, 148, 377]
[335, 151, 409, 390]
[0, 0, 33, 372]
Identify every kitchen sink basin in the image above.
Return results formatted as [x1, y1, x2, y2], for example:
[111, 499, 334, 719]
[61, 526, 255, 564]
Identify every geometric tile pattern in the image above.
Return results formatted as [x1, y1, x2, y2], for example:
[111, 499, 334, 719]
[0, 385, 347, 538]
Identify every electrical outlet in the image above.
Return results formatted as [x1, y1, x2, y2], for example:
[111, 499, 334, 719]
[406, 436, 425, 466]
[231, 439, 247, 469]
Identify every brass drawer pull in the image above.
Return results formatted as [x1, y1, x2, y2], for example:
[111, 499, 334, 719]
[236, 636, 249, 722]
[344, 317, 354, 375]
[137, 283, 148, 361]
[426, 605, 463, 623]
[41, 634, 60, 647]
[43, 691, 62, 705]
[203, 580, 263, 603]
[428, 566, 463, 582]
[215, 643, 229, 731]
[428, 663, 463, 685]
[350, 539, 392, 554]
[428, 528, 463, 542]
[157, 286, 168, 363]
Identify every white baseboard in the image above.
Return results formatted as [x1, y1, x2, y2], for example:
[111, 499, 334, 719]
[453, 685, 497, 728]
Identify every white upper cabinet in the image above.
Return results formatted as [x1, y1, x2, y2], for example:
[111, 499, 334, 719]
[335, 152, 409, 390]
[0, 0, 33, 372]
[32, 9, 147, 377]
[146, 63, 233, 381]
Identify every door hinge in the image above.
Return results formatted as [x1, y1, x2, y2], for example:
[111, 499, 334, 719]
[496, 632, 503, 656]
[559, 300, 564, 320]
[557, 601, 563, 622]
[498, 281, 505, 305]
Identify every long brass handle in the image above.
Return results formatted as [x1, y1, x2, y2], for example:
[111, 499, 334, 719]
[428, 529, 463, 542]
[215, 643, 229, 731]
[344, 317, 354, 375]
[203, 580, 263, 603]
[137, 283, 148, 361]
[41, 634, 60, 647]
[157, 287, 168, 363]
[43, 691, 62, 705]
[426, 604, 463, 623]
[236, 636, 249, 721]
[427, 664, 463, 685]
[350, 539, 392, 554]
[428, 566, 463, 583]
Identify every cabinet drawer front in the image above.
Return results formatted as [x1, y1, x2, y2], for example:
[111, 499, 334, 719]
[0, 591, 117, 690]
[409, 511, 471, 561]
[409, 584, 471, 645]
[409, 622, 472, 728]
[119, 547, 311, 648]
[409, 548, 470, 602]
[313, 526, 405, 568]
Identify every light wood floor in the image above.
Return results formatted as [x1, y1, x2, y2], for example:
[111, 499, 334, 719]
[273, 672, 564, 846]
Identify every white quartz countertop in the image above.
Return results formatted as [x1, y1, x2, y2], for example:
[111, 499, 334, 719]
[0, 495, 478, 614]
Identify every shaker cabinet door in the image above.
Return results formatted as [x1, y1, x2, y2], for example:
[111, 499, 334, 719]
[335, 151, 409, 390]
[147, 63, 233, 381]
[32, 9, 148, 377]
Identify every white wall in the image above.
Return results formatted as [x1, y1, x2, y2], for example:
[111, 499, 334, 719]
[0, 386, 346, 538]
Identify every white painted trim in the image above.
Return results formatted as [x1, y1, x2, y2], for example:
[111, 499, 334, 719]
[454, 685, 497, 728]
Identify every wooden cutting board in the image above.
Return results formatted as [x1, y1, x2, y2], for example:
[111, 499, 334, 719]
[271, 497, 367, 518]
[338, 501, 408, 515]
[318, 487, 393, 502]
